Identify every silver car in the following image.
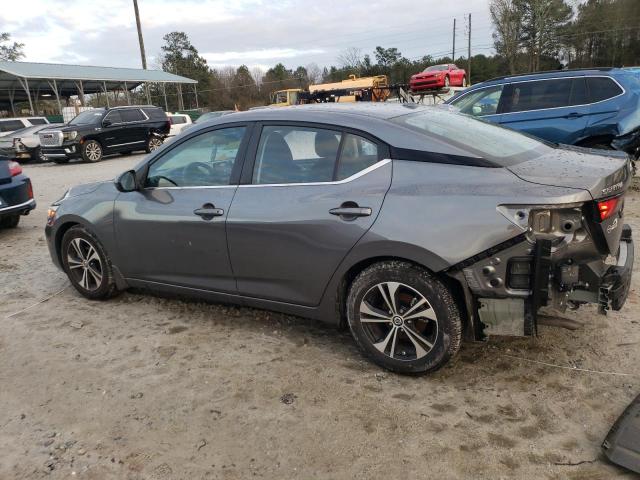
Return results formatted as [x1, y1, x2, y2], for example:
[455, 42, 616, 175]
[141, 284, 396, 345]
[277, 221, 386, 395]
[45, 104, 634, 374]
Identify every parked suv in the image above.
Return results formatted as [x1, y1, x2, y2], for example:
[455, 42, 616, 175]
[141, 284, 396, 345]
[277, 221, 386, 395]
[446, 68, 640, 156]
[0, 117, 49, 137]
[39, 106, 170, 163]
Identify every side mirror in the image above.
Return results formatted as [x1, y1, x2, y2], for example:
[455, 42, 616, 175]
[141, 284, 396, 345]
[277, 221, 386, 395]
[115, 170, 138, 192]
[102, 119, 112, 127]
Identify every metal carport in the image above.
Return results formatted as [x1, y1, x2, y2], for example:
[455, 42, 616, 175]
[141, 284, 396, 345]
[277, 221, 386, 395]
[0, 61, 197, 115]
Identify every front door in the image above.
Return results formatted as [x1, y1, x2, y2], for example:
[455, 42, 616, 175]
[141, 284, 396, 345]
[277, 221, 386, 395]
[113, 125, 250, 293]
[227, 124, 392, 306]
[499, 77, 590, 145]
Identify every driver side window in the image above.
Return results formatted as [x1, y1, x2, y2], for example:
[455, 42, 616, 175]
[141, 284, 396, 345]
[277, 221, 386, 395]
[146, 127, 246, 188]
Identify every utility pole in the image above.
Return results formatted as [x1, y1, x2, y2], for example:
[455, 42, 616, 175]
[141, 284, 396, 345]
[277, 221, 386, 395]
[467, 13, 471, 85]
[133, 0, 147, 69]
[452, 18, 456, 61]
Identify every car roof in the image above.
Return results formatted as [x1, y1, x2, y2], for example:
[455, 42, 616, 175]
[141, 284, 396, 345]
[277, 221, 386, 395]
[468, 67, 625, 90]
[187, 103, 481, 159]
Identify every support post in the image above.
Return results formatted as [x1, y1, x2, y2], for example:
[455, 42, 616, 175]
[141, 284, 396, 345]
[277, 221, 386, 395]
[75, 80, 85, 106]
[47, 79, 63, 116]
[162, 83, 168, 111]
[193, 83, 199, 109]
[17, 77, 34, 114]
[452, 18, 456, 60]
[124, 82, 131, 105]
[145, 83, 151, 104]
[102, 81, 110, 107]
[7, 87, 15, 116]
[177, 83, 184, 111]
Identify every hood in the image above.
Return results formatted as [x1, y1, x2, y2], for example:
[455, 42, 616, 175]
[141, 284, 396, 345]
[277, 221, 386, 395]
[68, 181, 108, 198]
[507, 146, 633, 200]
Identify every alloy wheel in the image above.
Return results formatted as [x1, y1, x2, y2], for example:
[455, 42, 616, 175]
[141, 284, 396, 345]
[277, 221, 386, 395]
[66, 238, 103, 291]
[148, 138, 162, 151]
[359, 282, 438, 361]
[85, 142, 102, 161]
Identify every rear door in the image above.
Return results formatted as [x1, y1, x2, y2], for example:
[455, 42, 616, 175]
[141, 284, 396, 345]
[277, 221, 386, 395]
[118, 107, 148, 148]
[226, 123, 392, 306]
[114, 124, 251, 292]
[499, 77, 590, 144]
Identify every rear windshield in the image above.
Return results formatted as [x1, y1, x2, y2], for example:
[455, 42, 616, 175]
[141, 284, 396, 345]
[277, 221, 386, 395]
[390, 109, 553, 167]
[27, 118, 48, 125]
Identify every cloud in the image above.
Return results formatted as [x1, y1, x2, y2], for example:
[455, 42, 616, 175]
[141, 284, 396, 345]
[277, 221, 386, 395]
[0, 0, 494, 70]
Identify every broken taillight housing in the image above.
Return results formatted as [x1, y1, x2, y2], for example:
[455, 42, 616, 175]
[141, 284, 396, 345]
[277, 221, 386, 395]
[8, 160, 22, 176]
[597, 196, 622, 221]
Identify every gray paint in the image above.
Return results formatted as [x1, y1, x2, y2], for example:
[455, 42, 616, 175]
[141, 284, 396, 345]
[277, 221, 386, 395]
[45, 104, 633, 327]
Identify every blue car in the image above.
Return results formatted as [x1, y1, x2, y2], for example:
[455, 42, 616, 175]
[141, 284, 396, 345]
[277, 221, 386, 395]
[446, 68, 640, 157]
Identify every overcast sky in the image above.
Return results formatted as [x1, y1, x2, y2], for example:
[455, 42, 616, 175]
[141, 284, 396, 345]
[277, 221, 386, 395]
[1, 0, 495, 72]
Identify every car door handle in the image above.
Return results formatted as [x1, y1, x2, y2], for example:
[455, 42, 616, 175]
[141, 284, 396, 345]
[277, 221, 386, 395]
[565, 112, 583, 119]
[329, 205, 372, 218]
[193, 204, 224, 220]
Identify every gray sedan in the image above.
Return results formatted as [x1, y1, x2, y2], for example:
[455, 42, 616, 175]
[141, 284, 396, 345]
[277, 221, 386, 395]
[45, 104, 634, 374]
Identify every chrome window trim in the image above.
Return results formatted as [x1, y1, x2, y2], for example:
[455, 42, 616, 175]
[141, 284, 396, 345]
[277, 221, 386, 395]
[241, 158, 391, 188]
[143, 159, 392, 191]
[450, 75, 626, 115]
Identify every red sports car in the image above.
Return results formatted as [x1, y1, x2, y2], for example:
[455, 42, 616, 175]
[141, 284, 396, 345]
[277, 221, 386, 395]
[409, 64, 467, 92]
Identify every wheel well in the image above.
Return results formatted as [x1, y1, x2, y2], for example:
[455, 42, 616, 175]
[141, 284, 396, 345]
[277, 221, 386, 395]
[54, 221, 80, 264]
[336, 256, 471, 334]
[576, 135, 615, 148]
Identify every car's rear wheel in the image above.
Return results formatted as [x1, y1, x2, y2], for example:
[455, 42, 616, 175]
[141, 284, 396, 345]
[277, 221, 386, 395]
[81, 140, 103, 163]
[0, 215, 20, 229]
[145, 136, 163, 153]
[346, 261, 461, 374]
[61, 226, 117, 300]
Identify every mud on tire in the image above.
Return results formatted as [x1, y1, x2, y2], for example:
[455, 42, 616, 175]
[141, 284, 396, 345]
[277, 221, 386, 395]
[346, 261, 462, 374]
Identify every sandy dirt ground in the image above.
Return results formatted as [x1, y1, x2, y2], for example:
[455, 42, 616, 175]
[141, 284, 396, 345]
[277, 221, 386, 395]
[0, 154, 639, 480]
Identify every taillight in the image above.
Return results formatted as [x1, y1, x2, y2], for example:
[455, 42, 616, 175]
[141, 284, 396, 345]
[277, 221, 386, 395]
[597, 196, 621, 221]
[27, 179, 33, 199]
[8, 160, 22, 177]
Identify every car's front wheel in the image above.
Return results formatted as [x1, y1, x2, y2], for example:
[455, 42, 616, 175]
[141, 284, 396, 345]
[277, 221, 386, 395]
[444, 75, 450, 88]
[81, 140, 103, 163]
[346, 261, 462, 374]
[461, 75, 467, 87]
[61, 226, 118, 300]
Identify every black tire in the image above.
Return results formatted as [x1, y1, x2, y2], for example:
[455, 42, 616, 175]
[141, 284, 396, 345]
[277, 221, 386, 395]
[444, 75, 450, 88]
[81, 140, 103, 163]
[61, 226, 118, 300]
[33, 147, 47, 163]
[145, 136, 163, 153]
[346, 261, 462, 375]
[52, 158, 70, 164]
[0, 215, 20, 229]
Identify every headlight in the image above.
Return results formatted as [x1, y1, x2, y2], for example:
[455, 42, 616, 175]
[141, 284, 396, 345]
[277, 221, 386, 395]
[63, 131, 78, 141]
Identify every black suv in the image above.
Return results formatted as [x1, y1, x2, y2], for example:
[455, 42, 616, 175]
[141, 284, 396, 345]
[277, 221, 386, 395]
[39, 106, 170, 163]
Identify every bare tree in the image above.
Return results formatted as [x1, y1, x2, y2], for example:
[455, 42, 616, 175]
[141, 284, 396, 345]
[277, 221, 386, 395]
[305, 62, 322, 84]
[0, 33, 24, 61]
[490, 0, 522, 74]
[337, 47, 363, 70]
[250, 66, 264, 86]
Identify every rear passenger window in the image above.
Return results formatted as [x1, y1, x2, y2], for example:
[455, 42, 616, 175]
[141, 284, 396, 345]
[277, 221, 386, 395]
[120, 109, 145, 122]
[253, 126, 342, 184]
[336, 134, 379, 180]
[504, 78, 573, 113]
[587, 77, 623, 103]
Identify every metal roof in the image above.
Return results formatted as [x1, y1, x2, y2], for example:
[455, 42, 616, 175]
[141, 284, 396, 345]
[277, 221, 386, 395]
[0, 61, 196, 83]
[0, 61, 197, 111]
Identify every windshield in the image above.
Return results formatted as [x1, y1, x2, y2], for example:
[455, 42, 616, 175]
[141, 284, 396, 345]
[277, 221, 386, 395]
[390, 109, 553, 167]
[425, 65, 448, 72]
[68, 110, 104, 126]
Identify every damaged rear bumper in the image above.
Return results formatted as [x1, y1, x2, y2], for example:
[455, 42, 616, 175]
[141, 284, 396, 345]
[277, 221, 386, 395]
[454, 225, 634, 338]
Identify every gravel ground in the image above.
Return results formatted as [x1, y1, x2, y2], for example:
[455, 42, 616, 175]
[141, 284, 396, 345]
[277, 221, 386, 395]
[0, 154, 638, 480]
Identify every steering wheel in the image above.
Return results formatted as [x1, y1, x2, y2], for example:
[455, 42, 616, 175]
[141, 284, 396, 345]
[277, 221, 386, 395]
[183, 162, 214, 182]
